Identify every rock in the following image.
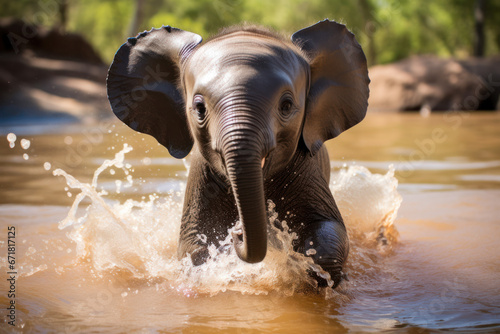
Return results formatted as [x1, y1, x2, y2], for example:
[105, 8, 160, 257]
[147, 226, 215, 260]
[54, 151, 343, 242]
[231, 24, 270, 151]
[0, 18, 110, 125]
[368, 55, 499, 112]
[0, 18, 103, 64]
[458, 56, 500, 110]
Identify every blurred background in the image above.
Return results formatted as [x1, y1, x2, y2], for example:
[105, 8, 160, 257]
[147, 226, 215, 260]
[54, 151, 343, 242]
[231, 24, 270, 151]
[1, 0, 499, 124]
[1, 3, 500, 332]
[4, 0, 500, 64]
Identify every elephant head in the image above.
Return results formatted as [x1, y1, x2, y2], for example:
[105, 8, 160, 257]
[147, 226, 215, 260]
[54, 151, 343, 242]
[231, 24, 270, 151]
[107, 20, 369, 264]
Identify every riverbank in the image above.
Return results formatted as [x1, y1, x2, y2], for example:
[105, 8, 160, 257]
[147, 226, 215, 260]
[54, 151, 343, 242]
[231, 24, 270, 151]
[1, 19, 499, 127]
[0, 18, 110, 125]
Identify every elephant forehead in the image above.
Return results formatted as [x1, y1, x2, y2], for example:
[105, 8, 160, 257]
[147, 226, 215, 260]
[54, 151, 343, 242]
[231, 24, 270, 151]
[199, 41, 290, 64]
[191, 37, 301, 75]
[197, 62, 289, 92]
[185, 37, 306, 98]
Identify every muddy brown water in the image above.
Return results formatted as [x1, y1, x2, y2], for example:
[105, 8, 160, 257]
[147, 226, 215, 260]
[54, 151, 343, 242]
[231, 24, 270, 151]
[0, 112, 499, 333]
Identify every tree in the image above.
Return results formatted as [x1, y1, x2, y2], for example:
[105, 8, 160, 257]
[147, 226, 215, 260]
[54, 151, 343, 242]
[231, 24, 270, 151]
[474, 0, 485, 57]
[57, 0, 68, 32]
[127, 0, 145, 37]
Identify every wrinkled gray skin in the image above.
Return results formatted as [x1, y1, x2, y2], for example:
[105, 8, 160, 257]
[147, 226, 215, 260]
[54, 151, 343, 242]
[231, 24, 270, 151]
[107, 20, 369, 288]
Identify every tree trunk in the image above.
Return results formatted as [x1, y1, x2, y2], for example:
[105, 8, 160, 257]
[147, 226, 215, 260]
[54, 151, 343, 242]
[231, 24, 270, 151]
[128, 0, 145, 37]
[474, 0, 486, 57]
[58, 0, 68, 33]
[358, 0, 377, 65]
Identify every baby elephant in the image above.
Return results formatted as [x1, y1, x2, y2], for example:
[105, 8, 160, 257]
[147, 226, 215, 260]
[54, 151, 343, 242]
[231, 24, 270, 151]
[107, 19, 369, 288]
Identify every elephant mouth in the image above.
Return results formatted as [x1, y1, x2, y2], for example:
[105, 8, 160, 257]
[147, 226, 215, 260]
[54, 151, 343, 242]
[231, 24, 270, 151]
[261, 154, 272, 176]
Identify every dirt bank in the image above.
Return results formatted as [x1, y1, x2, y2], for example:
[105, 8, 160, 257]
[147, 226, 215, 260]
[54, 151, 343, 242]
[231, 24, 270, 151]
[369, 55, 500, 112]
[0, 18, 110, 125]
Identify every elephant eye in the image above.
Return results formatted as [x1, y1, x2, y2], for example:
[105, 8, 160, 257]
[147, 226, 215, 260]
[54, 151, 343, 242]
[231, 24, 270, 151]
[193, 95, 207, 120]
[279, 95, 294, 118]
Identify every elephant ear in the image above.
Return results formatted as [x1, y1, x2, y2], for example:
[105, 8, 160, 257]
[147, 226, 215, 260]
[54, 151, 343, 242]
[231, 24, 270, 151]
[107, 26, 202, 159]
[292, 19, 370, 155]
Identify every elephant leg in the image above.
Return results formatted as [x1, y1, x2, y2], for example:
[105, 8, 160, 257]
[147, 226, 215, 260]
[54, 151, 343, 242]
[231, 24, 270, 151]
[178, 208, 237, 266]
[177, 229, 211, 266]
[300, 220, 349, 288]
[188, 247, 210, 266]
[177, 154, 237, 266]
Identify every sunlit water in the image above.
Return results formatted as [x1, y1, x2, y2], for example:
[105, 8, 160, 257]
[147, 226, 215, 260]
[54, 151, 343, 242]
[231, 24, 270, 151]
[0, 113, 499, 333]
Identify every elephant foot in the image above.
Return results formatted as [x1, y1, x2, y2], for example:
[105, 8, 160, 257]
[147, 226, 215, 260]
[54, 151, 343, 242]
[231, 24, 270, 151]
[186, 244, 233, 266]
[188, 246, 209, 266]
[308, 258, 346, 289]
[301, 220, 349, 289]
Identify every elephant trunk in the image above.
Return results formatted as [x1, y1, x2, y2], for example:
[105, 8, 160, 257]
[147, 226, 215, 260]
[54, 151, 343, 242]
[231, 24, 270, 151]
[221, 127, 268, 263]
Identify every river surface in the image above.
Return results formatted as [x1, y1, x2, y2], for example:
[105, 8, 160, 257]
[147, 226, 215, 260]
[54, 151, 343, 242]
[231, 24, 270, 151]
[0, 112, 499, 333]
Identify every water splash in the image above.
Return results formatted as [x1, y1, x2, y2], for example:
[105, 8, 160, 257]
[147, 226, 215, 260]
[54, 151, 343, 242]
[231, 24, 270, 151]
[332, 165, 401, 250]
[20, 138, 31, 150]
[52, 146, 401, 297]
[7, 132, 16, 148]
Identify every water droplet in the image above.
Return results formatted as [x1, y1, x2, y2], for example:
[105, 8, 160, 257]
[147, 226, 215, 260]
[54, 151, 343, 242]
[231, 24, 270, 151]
[23, 153, 29, 160]
[20, 138, 30, 149]
[121, 292, 128, 297]
[26, 247, 36, 256]
[115, 180, 122, 193]
[197, 234, 208, 243]
[64, 136, 73, 145]
[110, 169, 115, 175]
[43, 162, 51, 171]
[142, 157, 151, 165]
[67, 192, 72, 198]
[306, 248, 317, 256]
[7, 133, 16, 147]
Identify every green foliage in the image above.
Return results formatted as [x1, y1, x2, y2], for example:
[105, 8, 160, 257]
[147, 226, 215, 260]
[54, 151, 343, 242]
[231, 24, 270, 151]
[0, 0, 61, 27]
[0, 0, 498, 64]
[68, 0, 131, 62]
